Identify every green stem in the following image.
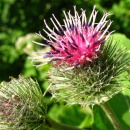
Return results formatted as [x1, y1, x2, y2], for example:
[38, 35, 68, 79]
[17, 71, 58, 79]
[45, 116, 87, 130]
[101, 102, 122, 130]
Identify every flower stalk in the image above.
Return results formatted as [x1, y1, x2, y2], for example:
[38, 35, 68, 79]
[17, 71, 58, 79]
[101, 102, 122, 130]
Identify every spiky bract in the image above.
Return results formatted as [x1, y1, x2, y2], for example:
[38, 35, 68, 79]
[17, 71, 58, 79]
[0, 76, 47, 130]
[48, 38, 130, 106]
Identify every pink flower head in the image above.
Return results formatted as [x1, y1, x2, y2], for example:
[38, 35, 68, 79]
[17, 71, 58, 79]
[33, 6, 114, 70]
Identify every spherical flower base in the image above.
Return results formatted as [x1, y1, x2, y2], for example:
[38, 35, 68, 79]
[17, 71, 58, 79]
[48, 38, 130, 107]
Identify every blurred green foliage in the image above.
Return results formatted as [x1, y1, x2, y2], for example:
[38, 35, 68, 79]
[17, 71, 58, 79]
[1, 0, 130, 81]
[1, 0, 130, 129]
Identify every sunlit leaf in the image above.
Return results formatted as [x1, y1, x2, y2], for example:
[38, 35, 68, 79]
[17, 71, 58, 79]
[48, 104, 93, 129]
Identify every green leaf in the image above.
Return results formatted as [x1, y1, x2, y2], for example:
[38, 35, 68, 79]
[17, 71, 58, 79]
[111, 33, 130, 50]
[109, 91, 130, 130]
[48, 104, 93, 129]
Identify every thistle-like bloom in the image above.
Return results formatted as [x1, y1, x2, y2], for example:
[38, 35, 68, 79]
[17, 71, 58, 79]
[33, 6, 113, 69]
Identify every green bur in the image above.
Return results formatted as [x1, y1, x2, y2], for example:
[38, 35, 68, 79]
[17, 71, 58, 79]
[48, 38, 130, 107]
[0, 76, 47, 130]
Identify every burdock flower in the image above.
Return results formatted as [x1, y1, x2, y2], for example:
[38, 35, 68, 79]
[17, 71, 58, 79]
[32, 6, 130, 107]
[48, 38, 130, 106]
[32, 6, 114, 70]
